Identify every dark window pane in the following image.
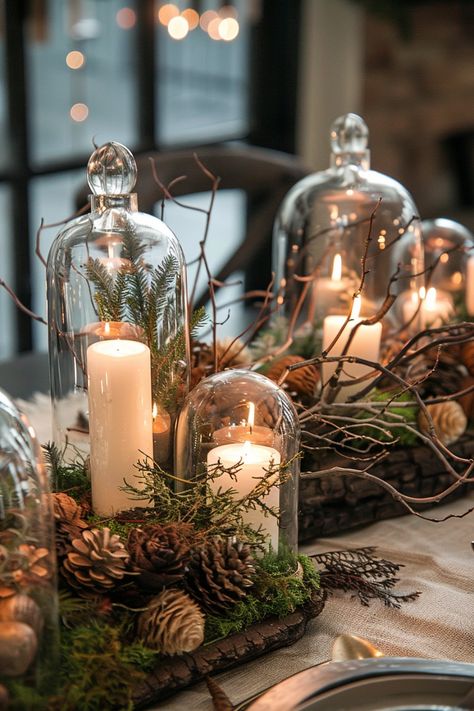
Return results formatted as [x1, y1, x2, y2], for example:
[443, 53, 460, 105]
[27, 0, 138, 166]
[157, 0, 250, 145]
[0, 186, 14, 358]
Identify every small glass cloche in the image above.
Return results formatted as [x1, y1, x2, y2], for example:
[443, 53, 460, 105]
[175, 370, 301, 552]
[0, 389, 59, 697]
[46, 142, 189, 486]
[272, 113, 424, 330]
[422, 218, 474, 310]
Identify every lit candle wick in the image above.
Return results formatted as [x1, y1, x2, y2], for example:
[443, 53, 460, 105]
[104, 321, 111, 336]
[152, 402, 158, 420]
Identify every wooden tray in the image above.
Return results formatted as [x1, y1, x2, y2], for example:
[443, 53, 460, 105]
[299, 435, 474, 541]
[132, 592, 326, 708]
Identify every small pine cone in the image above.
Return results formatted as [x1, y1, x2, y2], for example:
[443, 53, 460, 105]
[51, 493, 88, 559]
[137, 588, 204, 655]
[418, 400, 467, 445]
[62, 528, 130, 594]
[185, 538, 255, 615]
[461, 341, 474, 376]
[267, 355, 319, 398]
[216, 338, 251, 368]
[127, 524, 192, 592]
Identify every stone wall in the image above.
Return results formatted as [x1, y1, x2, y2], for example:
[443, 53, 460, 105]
[362, 3, 474, 227]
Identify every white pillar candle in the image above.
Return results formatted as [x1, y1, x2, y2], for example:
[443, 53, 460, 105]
[87, 339, 153, 515]
[207, 441, 281, 550]
[322, 297, 382, 401]
[466, 257, 474, 316]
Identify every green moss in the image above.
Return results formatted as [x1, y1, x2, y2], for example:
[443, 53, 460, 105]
[204, 552, 319, 644]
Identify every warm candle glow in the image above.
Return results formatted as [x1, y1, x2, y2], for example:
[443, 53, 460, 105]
[331, 253, 342, 282]
[104, 321, 110, 337]
[351, 294, 361, 320]
[425, 286, 437, 310]
[248, 402, 255, 434]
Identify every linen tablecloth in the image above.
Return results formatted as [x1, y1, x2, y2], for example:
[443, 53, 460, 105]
[18, 394, 474, 711]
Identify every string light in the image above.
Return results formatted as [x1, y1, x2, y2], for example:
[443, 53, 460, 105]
[181, 8, 199, 30]
[218, 17, 239, 40]
[66, 50, 85, 69]
[168, 15, 189, 39]
[70, 103, 89, 122]
[199, 9, 218, 31]
[207, 16, 221, 40]
[116, 7, 136, 29]
[158, 3, 179, 26]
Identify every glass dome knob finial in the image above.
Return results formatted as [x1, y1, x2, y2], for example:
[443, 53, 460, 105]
[87, 141, 137, 195]
[330, 113, 369, 154]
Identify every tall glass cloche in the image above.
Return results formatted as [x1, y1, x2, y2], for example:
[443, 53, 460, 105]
[272, 114, 424, 330]
[47, 142, 189, 471]
[0, 389, 58, 695]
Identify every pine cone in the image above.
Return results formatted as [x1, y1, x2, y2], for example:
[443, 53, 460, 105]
[127, 524, 192, 591]
[408, 350, 465, 399]
[267, 355, 319, 398]
[137, 588, 204, 655]
[61, 528, 130, 594]
[185, 538, 255, 614]
[418, 401, 467, 445]
[0, 544, 51, 599]
[51, 493, 88, 559]
[461, 341, 474, 376]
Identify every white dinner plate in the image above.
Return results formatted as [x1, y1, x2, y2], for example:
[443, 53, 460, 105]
[246, 658, 474, 711]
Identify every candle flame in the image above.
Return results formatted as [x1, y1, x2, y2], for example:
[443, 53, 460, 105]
[104, 322, 111, 336]
[351, 295, 361, 320]
[331, 253, 342, 282]
[419, 286, 426, 300]
[152, 403, 158, 419]
[248, 402, 255, 434]
[425, 286, 437, 309]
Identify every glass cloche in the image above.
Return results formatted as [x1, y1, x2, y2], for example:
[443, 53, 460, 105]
[272, 113, 424, 331]
[422, 217, 474, 300]
[0, 389, 58, 697]
[175, 370, 300, 552]
[47, 142, 189, 479]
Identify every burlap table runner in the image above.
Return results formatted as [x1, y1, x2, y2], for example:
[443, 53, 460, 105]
[17, 395, 474, 710]
[156, 492, 474, 710]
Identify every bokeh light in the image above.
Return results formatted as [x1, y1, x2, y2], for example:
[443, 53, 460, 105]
[65, 50, 85, 70]
[207, 17, 222, 40]
[182, 8, 199, 30]
[219, 5, 238, 19]
[199, 10, 218, 31]
[168, 15, 189, 40]
[158, 3, 179, 26]
[218, 17, 239, 41]
[116, 7, 136, 29]
[70, 103, 89, 122]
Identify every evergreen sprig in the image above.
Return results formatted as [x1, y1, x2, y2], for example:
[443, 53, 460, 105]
[312, 546, 421, 608]
[121, 455, 297, 548]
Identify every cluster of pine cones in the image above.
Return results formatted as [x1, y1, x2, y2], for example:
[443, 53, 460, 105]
[52, 494, 255, 657]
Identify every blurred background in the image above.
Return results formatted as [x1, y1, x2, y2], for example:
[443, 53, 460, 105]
[0, 0, 473, 363]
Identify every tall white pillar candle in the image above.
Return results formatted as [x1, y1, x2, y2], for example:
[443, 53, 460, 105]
[322, 300, 382, 401]
[207, 442, 281, 550]
[87, 339, 153, 515]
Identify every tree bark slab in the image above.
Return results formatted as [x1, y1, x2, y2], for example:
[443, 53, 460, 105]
[132, 594, 325, 709]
